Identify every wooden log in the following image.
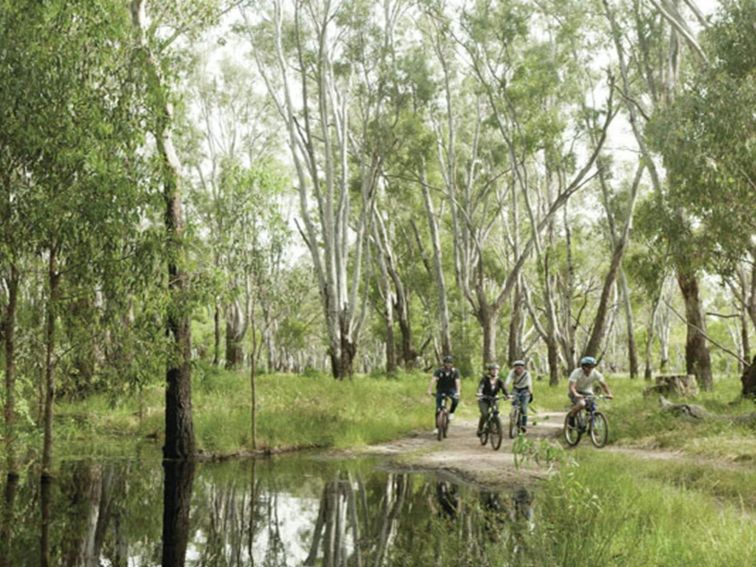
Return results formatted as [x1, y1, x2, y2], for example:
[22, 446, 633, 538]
[659, 395, 709, 419]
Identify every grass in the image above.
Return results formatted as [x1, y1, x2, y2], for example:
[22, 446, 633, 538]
[52, 365, 436, 458]
[527, 451, 755, 567]
[530, 373, 755, 462]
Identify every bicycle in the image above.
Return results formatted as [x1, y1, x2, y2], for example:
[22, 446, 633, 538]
[476, 395, 503, 450]
[431, 392, 453, 441]
[508, 394, 528, 439]
[563, 394, 610, 448]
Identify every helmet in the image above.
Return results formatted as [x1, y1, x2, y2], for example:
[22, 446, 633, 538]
[580, 356, 597, 367]
[512, 360, 526, 367]
[443, 355, 454, 364]
[486, 362, 500, 370]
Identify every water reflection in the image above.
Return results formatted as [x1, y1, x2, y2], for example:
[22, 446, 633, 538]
[0, 455, 535, 566]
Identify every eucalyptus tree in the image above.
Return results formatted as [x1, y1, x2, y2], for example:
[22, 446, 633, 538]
[648, 0, 756, 334]
[248, 0, 407, 378]
[603, 0, 715, 388]
[0, 0, 156, 483]
[131, 0, 235, 456]
[418, 0, 616, 366]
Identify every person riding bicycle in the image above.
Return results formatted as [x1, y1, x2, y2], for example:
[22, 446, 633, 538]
[427, 355, 461, 430]
[504, 360, 533, 432]
[567, 356, 613, 423]
[475, 362, 507, 437]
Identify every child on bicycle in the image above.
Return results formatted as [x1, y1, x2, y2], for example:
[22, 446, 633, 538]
[567, 356, 613, 422]
[475, 362, 507, 437]
[504, 360, 533, 433]
[427, 355, 461, 431]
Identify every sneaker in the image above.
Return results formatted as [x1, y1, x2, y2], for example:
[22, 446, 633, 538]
[448, 413, 454, 421]
[433, 428, 438, 434]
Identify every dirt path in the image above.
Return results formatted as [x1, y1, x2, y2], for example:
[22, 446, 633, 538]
[356, 410, 567, 488]
[349, 409, 752, 488]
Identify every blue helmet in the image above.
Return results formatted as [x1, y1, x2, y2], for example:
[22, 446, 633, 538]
[580, 356, 597, 367]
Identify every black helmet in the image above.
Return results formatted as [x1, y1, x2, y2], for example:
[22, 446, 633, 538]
[443, 355, 454, 364]
[486, 362, 500, 371]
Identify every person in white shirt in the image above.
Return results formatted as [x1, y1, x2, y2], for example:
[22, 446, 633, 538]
[504, 360, 533, 432]
[567, 356, 613, 420]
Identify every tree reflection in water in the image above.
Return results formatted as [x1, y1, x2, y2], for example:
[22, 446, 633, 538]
[0, 456, 536, 565]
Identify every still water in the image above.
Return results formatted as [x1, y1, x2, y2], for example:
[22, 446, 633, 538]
[1, 454, 534, 566]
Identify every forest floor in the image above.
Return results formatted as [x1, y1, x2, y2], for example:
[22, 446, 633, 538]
[347, 407, 754, 490]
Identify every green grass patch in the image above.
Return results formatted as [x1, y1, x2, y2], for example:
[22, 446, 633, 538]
[51, 365, 436, 457]
[531, 373, 755, 460]
[528, 451, 755, 566]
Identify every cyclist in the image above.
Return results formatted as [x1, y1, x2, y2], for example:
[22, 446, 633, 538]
[427, 355, 461, 430]
[567, 356, 613, 422]
[476, 362, 506, 437]
[504, 360, 533, 432]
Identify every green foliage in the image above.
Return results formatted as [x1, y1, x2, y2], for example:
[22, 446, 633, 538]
[647, 0, 756, 271]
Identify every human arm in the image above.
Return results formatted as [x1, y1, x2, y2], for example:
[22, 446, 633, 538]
[454, 374, 461, 399]
[427, 373, 437, 396]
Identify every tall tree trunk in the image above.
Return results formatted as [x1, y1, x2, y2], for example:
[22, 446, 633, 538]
[132, 0, 195, 459]
[644, 285, 664, 380]
[1, 473, 18, 567]
[42, 248, 60, 480]
[676, 267, 713, 390]
[225, 301, 245, 370]
[507, 282, 524, 364]
[420, 170, 452, 355]
[3, 264, 18, 478]
[249, 293, 258, 450]
[478, 302, 497, 365]
[213, 301, 220, 366]
[620, 270, 639, 378]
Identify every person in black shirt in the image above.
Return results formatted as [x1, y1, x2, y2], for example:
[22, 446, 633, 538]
[475, 362, 507, 437]
[427, 355, 461, 428]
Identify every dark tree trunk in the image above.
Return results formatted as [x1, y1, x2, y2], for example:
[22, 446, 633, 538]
[40, 475, 52, 567]
[742, 355, 756, 398]
[584, 238, 626, 357]
[385, 313, 397, 374]
[1, 473, 19, 567]
[676, 268, 713, 391]
[161, 460, 195, 567]
[42, 248, 60, 479]
[3, 264, 18, 476]
[213, 302, 220, 366]
[164, 189, 195, 459]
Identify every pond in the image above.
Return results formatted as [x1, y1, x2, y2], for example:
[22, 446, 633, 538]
[0, 454, 534, 566]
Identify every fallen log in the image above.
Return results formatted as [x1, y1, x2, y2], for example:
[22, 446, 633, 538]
[659, 395, 756, 426]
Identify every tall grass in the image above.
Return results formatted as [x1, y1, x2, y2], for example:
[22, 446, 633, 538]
[526, 452, 755, 567]
[55, 365, 438, 456]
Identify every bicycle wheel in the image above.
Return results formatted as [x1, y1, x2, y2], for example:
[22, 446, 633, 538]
[489, 416, 503, 451]
[436, 411, 446, 441]
[590, 412, 609, 448]
[509, 407, 520, 439]
[563, 413, 581, 447]
[479, 418, 489, 445]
